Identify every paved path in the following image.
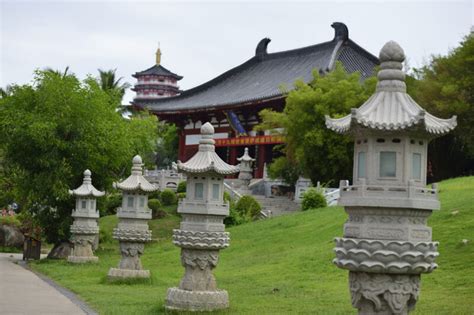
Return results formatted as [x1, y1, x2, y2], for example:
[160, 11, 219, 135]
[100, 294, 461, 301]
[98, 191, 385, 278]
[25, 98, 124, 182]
[0, 253, 86, 315]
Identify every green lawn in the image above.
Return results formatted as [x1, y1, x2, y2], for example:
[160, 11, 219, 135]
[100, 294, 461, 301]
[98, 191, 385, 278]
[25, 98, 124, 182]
[30, 177, 474, 314]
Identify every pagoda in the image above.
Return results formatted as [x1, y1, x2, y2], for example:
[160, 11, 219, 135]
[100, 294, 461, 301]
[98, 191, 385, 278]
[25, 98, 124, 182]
[326, 41, 456, 314]
[132, 47, 183, 101]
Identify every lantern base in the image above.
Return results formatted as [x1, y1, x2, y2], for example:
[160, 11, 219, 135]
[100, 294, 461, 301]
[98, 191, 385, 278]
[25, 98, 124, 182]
[107, 268, 150, 280]
[67, 256, 99, 263]
[165, 287, 229, 311]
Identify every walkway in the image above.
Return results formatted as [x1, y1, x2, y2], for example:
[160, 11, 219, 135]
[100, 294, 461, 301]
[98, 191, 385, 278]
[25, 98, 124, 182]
[0, 253, 87, 315]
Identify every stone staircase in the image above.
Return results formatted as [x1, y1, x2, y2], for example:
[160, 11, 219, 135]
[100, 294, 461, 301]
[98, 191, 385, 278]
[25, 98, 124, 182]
[252, 195, 300, 218]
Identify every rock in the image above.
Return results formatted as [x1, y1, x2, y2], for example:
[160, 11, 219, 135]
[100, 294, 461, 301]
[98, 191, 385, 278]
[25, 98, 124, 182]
[0, 224, 25, 248]
[47, 241, 72, 259]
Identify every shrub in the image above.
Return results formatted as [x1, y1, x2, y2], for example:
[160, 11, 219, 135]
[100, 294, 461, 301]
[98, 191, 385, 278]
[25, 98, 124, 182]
[104, 194, 122, 215]
[177, 181, 187, 193]
[235, 195, 262, 220]
[224, 205, 246, 227]
[0, 215, 21, 227]
[148, 190, 161, 200]
[161, 189, 177, 206]
[148, 199, 163, 218]
[301, 188, 327, 211]
[176, 192, 186, 200]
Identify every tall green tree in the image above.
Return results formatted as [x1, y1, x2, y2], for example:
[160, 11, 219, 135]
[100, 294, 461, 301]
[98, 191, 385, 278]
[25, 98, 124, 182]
[0, 69, 157, 244]
[257, 62, 376, 185]
[410, 34, 474, 180]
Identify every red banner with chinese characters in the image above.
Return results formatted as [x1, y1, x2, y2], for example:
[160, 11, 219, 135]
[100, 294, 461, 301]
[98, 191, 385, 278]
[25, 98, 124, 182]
[215, 135, 284, 147]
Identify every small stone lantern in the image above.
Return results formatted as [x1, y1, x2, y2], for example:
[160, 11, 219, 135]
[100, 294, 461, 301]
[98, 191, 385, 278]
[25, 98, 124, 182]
[326, 41, 456, 314]
[68, 169, 105, 263]
[237, 147, 255, 187]
[107, 155, 158, 280]
[165, 122, 239, 311]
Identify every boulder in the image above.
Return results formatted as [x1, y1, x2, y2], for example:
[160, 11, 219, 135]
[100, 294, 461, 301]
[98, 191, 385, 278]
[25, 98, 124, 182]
[0, 224, 24, 248]
[47, 241, 72, 259]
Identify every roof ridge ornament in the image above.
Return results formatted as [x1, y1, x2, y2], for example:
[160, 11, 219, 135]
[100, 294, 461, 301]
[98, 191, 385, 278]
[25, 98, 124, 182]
[255, 38, 271, 59]
[331, 22, 349, 41]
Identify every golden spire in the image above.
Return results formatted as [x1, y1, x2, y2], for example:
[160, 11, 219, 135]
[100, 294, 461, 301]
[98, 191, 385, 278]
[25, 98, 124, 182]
[155, 42, 162, 65]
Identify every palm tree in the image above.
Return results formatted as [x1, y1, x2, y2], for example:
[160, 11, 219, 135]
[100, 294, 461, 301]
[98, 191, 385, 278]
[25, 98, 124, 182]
[44, 66, 71, 79]
[97, 69, 130, 99]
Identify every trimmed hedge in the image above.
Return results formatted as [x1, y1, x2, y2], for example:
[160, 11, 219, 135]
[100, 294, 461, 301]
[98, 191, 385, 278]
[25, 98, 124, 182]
[161, 189, 177, 205]
[301, 188, 327, 211]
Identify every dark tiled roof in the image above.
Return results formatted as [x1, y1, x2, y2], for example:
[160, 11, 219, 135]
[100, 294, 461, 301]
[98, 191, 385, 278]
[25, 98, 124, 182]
[138, 23, 379, 114]
[133, 64, 183, 80]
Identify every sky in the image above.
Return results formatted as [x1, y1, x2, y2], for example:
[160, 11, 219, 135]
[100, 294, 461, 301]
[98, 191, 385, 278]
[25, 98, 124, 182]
[1, 1, 472, 104]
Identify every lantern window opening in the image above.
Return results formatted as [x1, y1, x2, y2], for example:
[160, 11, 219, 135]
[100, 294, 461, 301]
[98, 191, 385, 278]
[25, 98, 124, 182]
[419, 141, 424, 145]
[376, 138, 385, 143]
[212, 184, 220, 200]
[379, 151, 397, 178]
[357, 151, 367, 179]
[194, 183, 204, 200]
[412, 153, 422, 180]
[127, 196, 134, 208]
[410, 139, 416, 144]
[81, 200, 87, 209]
[139, 196, 146, 208]
[363, 139, 368, 143]
[392, 138, 401, 143]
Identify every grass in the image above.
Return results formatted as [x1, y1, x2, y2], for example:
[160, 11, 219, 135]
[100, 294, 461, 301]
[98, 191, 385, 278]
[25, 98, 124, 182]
[30, 177, 474, 314]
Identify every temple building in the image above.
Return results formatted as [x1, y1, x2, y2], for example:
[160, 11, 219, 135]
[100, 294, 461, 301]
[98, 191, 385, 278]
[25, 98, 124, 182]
[132, 22, 379, 178]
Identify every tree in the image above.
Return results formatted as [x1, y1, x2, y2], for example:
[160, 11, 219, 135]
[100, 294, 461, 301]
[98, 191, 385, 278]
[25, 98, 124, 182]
[97, 69, 131, 114]
[410, 34, 474, 180]
[155, 122, 179, 167]
[257, 62, 376, 185]
[0, 69, 158, 244]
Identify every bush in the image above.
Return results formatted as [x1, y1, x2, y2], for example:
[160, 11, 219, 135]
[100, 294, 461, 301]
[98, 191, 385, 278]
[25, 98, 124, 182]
[0, 215, 21, 227]
[235, 195, 262, 220]
[160, 189, 177, 206]
[148, 190, 161, 200]
[176, 192, 186, 200]
[148, 199, 163, 218]
[177, 181, 186, 193]
[224, 205, 246, 227]
[104, 194, 122, 215]
[301, 188, 327, 211]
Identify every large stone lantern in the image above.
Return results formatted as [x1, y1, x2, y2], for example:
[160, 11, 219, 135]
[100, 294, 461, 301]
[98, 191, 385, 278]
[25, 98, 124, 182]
[326, 41, 456, 314]
[165, 122, 239, 311]
[107, 155, 158, 280]
[68, 169, 105, 263]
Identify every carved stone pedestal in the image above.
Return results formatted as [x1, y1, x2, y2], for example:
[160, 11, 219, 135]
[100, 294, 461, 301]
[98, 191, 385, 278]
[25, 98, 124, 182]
[165, 231, 230, 311]
[67, 223, 99, 263]
[349, 272, 420, 315]
[108, 227, 152, 280]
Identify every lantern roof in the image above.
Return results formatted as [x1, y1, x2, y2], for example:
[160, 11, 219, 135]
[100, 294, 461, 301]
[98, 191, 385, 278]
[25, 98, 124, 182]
[325, 41, 457, 135]
[69, 169, 105, 197]
[177, 122, 240, 175]
[237, 147, 255, 162]
[114, 155, 158, 192]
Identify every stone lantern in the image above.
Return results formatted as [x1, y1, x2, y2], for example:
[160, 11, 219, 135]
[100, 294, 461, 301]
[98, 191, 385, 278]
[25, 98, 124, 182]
[165, 122, 239, 311]
[68, 169, 105, 263]
[237, 147, 255, 187]
[107, 155, 158, 280]
[325, 41, 456, 314]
